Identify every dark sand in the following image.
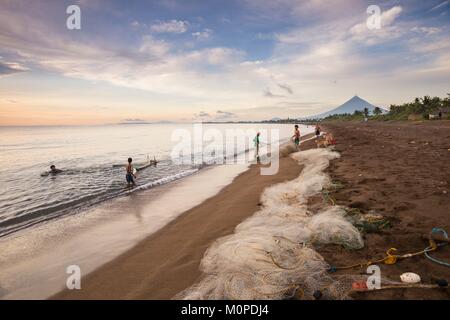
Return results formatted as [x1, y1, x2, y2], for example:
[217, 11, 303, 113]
[318, 120, 450, 299]
[53, 137, 310, 300]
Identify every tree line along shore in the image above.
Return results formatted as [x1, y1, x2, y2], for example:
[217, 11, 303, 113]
[313, 94, 450, 122]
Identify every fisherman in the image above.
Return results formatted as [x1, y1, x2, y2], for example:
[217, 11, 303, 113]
[41, 165, 62, 177]
[126, 157, 136, 187]
[253, 132, 261, 162]
[315, 123, 321, 137]
[49, 165, 62, 175]
[292, 125, 300, 149]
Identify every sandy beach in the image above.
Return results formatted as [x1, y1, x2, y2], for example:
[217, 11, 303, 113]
[53, 122, 450, 300]
[318, 120, 450, 299]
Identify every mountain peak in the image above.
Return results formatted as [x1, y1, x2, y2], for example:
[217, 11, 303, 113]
[305, 96, 378, 119]
[349, 95, 364, 102]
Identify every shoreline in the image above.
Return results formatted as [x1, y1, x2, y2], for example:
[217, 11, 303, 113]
[0, 163, 250, 299]
[53, 134, 315, 299]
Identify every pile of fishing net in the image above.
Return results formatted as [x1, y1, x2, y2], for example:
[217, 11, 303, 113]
[175, 148, 365, 300]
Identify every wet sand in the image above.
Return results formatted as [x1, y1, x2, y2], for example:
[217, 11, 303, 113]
[53, 137, 311, 300]
[318, 120, 450, 299]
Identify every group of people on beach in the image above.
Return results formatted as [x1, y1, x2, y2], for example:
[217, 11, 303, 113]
[254, 123, 323, 160]
[292, 123, 322, 147]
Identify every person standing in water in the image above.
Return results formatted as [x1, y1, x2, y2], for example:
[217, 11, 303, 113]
[254, 132, 261, 162]
[126, 157, 136, 187]
[292, 125, 300, 149]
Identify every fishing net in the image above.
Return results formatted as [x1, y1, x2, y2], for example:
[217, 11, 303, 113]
[308, 207, 363, 249]
[175, 148, 365, 300]
[349, 212, 392, 233]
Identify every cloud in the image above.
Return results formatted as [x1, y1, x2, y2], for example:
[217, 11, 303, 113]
[215, 110, 236, 120]
[150, 20, 189, 34]
[184, 47, 245, 66]
[192, 29, 213, 40]
[263, 88, 285, 98]
[193, 111, 210, 120]
[123, 118, 148, 123]
[277, 83, 293, 94]
[350, 6, 404, 45]
[0, 61, 29, 76]
[381, 6, 403, 27]
[139, 35, 171, 56]
[411, 26, 441, 36]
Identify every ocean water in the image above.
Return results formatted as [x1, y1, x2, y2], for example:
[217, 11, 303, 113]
[0, 123, 300, 238]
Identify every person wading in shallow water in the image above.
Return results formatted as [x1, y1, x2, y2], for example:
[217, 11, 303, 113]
[126, 157, 136, 187]
[292, 125, 301, 150]
[49, 165, 62, 175]
[254, 132, 261, 163]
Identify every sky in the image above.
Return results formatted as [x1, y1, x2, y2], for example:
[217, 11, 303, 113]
[0, 0, 449, 125]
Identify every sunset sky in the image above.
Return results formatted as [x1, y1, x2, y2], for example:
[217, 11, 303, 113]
[0, 0, 449, 125]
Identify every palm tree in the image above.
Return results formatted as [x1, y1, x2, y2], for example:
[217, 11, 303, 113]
[373, 107, 382, 115]
[421, 95, 431, 106]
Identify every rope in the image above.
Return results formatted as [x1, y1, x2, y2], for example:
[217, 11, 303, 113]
[329, 228, 450, 272]
[328, 240, 439, 272]
[321, 189, 336, 206]
[351, 283, 444, 293]
[424, 228, 450, 268]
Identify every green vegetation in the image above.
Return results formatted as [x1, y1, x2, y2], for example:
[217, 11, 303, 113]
[320, 94, 450, 122]
[373, 107, 382, 116]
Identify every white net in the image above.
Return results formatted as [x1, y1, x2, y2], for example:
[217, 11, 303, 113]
[308, 207, 363, 249]
[175, 148, 364, 300]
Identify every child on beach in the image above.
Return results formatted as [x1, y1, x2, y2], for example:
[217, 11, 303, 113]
[126, 157, 136, 187]
[292, 125, 300, 149]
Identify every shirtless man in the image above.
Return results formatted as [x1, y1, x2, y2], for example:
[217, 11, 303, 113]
[126, 157, 136, 187]
[50, 165, 62, 175]
[40, 165, 62, 177]
[292, 125, 300, 149]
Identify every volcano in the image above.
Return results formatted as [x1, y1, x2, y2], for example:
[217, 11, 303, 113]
[306, 96, 380, 119]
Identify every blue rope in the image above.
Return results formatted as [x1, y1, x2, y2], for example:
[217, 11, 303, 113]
[424, 228, 450, 268]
